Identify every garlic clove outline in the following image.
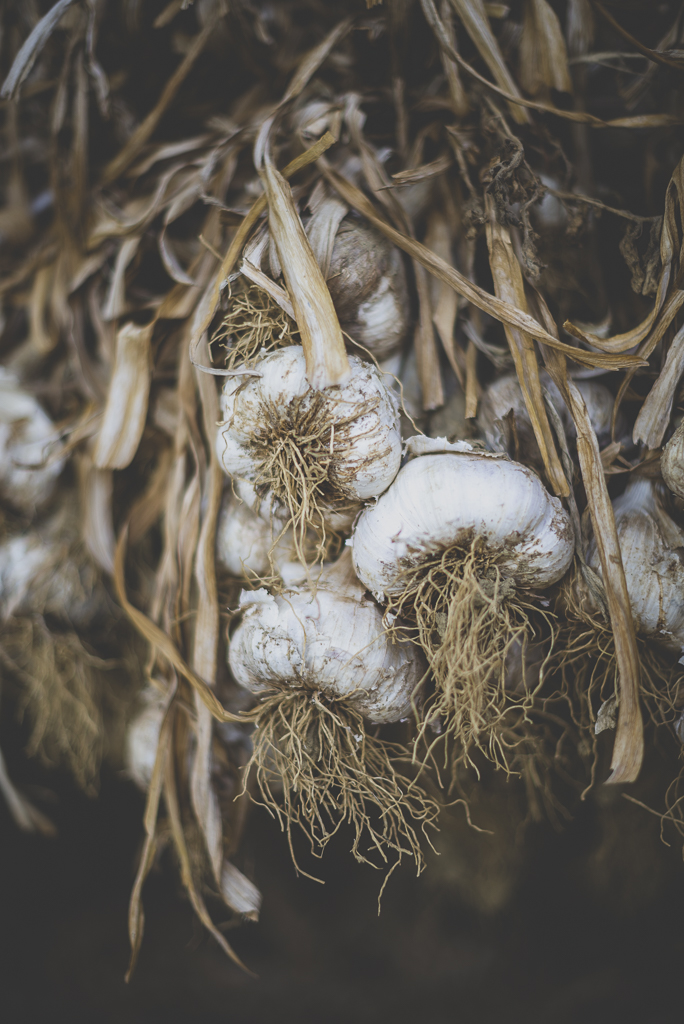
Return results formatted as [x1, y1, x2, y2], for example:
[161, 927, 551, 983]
[588, 477, 684, 650]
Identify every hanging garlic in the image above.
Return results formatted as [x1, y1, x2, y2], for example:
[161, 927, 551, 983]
[0, 502, 103, 627]
[477, 371, 615, 461]
[216, 488, 323, 586]
[216, 345, 402, 544]
[351, 437, 574, 762]
[125, 689, 166, 791]
[228, 551, 437, 868]
[0, 367, 65, 512]
[230, 552, 423, 724]
[661, 420, 684, 499]
[588, 477, 684, 650]
[324, 218, 410, 359]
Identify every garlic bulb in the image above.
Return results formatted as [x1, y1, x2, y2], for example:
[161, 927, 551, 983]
[325, 219, 410, 359]
[229, 554, 423, 724]
[588, 477, 684, 649]
[351, 437, 574, 762]
[477, 371, 615, 460]
[353, 440, 574, 602]
[125, 690, 166, 791]
[228, 551, 436, 869]
[216, 345, 401, 535]
[216, 489, 322, 586]
[0, 368, 65, 512]
[0, 505, 102, 627]
[661, 420, 684, 499]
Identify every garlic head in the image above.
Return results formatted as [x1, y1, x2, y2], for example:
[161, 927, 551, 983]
[0, 368, 65, 512]
[588, 478, 684, 648]
[352, 448, 575, 602]
[216, 345, 401, 532]
[661, 420, 684, 499]
[228, 557, 424, 724]
[326, 219, 410, 359]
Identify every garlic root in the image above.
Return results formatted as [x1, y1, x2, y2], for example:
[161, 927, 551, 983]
[351, 441, 575, 767]
[228, 553, 438, 872]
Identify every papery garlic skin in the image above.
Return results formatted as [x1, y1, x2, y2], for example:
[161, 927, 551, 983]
[588, 478, 684, 648]
[216, 489, 321, 585]
[217, 491, 274, 579]
[352, 447, 575, 602]
[661, 420, 684, 499]
[125, 691, 165, 791]
[0, 506, 102, 626]
[0, 368, 65, 512]
[477, 371, 615, 454]
[326, 220, 410, 359]
[216, 346, 401, 527]
[228, 560, 424, 724]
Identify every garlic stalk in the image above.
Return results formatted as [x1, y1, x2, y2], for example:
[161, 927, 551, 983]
[228, 552, 437, 869]
[0, 367, 65, 513]
[216, 345, 402, 553]
[351, 437, 574, 764]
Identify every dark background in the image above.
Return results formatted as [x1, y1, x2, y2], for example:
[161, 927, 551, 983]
[2, 719, 683, 1024]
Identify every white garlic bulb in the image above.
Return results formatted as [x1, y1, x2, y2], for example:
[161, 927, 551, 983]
[0, 368, 65, 512]
[352, 440, 575, 602]
[661, 420, 684, 499]
[325, 219, 410, 359]
[125, 690, 166, 791]
[0, 505, 102, 627]
[217, 490, 275, 579]
[229, 554, 424, 724]
[588, 477, 684, 649]
[351, 438, 573, 763]
[477, 371, 615, 458]
[216, 345, 401, 532]
[216, 489, 322, 586]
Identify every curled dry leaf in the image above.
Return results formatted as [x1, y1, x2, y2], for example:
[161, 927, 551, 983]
[93, 322, 152, 470]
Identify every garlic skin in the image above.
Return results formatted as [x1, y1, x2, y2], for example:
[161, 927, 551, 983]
[588, 478, 684, 648]
[228, 556, 424, 724]
[216, 489, 322, 586]
[352, 445, 575, 601]
[477, 371, 615, 456]
[0, 368, 65, 512]
[217, 491, 274, 579]
[326, 220, 410, 359]
[0, 506, 102, 627]
[125, 691, 165, 791]
[216, 345, 402, 528]
[661, 420, 684, 499]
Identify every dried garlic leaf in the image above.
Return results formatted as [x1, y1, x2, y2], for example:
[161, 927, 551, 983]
[519, 0, 572, 97]
[484, 200, 567, 496]
[449, 0, 531, 123]
[94, 322, 152, 470]
[258, 136, 350, 390]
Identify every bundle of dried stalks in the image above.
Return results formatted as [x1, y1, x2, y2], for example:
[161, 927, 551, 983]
[1, 0, 684, 973]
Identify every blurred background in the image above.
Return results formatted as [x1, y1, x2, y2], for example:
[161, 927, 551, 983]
[2, 719, 683, 1024]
